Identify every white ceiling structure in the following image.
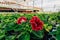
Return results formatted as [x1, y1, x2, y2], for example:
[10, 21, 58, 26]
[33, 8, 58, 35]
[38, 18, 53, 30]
[0, 0, 60, 12]
[0, 0, 41, 10]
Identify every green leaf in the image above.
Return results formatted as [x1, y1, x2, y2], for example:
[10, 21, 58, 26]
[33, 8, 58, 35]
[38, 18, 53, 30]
[0, 30, 5, 39]
[5, 22, 16, 31]
[5, 35, 16, 40]
[18, 32, 30, 40]
[32, 31, 44, 39]
[56, 35, 60, 40]
[44, 24, 52, 32]
[14, 24, 25, 31]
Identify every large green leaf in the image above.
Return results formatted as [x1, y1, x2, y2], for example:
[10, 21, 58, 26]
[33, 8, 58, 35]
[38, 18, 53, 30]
[5, 35, 16, 40]
[32, 31, 44, 39]
[18, 32, 30, 40]
[56, 35, 60, 40]
[44, 24, 52, 32]
[56, 25, 60, 40]
[0, 29, 5, 39]
[5, 22, 16, 31]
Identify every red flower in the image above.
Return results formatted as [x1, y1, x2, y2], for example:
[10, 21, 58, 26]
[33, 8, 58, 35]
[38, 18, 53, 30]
[30, 16, 44, 31]
[17, 17, 27, 24]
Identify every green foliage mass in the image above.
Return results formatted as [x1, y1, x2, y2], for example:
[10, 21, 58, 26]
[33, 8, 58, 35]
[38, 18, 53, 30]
[0, 12, 60, 40]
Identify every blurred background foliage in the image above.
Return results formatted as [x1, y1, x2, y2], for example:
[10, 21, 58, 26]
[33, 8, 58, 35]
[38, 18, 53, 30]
[0, 12, 60, 40]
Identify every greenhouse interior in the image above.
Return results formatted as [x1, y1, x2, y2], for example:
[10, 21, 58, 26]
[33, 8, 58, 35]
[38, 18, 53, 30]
[0, 0, 60, 40]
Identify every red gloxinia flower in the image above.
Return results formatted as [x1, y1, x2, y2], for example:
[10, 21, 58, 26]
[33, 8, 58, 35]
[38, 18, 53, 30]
[17, 17, 27, 24]
[30, 16, 44, 31]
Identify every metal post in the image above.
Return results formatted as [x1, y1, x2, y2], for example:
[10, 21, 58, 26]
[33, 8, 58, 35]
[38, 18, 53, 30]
[41, 0, 43, 12]
[41, 0, 44, 12]
[33, 0, 34, 12]
[54, 5, 56, 12]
